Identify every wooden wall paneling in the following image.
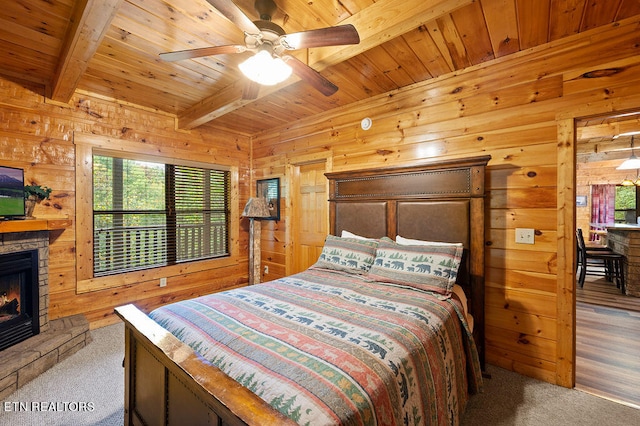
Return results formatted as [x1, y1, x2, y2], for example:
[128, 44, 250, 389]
[486, 319, 558, 363]
[486, 267, 558, 294]
[556, 116, 577, 387]
[489, 187, 557, 209]
[486, 250, 557, 279]
[563, 59, 640, 98]
[489, 208, 557, 230]
[488, 165, 558, 189]
[485, 306, 557, 340]
[488, 346, 557, 384]
[51, 261, 250, 327]
[486, 284, 557, 319]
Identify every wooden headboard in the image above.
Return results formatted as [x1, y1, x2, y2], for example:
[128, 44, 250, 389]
[325, 155, 490, 368]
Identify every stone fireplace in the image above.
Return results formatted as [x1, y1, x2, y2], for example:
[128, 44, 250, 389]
[0, 222, 91, 399]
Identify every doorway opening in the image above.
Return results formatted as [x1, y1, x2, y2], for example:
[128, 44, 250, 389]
[575, 110, 640, 409]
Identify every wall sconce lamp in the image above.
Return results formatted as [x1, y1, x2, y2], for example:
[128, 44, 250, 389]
[242, 197, 271, 285]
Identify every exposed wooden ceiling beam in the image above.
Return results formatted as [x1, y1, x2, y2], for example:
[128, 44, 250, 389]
[49, 0, 123, 103]
[178, 0, 474, 130]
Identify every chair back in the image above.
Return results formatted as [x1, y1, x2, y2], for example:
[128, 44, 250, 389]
[576, 228, 587, 262]
[576, 228, 586, 249]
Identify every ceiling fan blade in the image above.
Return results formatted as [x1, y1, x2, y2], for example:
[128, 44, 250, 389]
[205, 0, 260, 35]
[283, 56, 338, 96]
[159, 45, 247, 62]
[280, 24, 360, 50]
[242, 80, 260, 100]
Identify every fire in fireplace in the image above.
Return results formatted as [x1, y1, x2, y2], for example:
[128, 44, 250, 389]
[0, 249, 39, 351]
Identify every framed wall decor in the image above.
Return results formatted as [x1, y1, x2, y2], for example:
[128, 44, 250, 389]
[576, 195, 587, 207]
[257, 177, 280, 220]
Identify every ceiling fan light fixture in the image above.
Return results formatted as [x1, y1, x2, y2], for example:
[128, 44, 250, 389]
[239, 50, 292, 86]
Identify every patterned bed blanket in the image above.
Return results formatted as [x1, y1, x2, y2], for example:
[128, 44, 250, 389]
[149, 268, 483, 425]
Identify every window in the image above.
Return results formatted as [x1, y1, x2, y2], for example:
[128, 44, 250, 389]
[615, 185, 638, 223]
[92, 154, 230, 276]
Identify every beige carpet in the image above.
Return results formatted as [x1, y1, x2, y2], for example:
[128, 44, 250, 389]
[2, 321, 639, 425]
[462, 365, 640, 426]
[1, 323, 124, 426]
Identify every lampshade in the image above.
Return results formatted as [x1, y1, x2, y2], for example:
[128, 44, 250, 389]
[616, 153, 640, 170]
[617, 135, 640, 170]
[621, 177, 636, 186]
[239, 50, 292, 86]
[242, 197, 271, 218]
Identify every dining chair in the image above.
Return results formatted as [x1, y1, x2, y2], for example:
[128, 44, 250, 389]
[576, 228, 625, 293]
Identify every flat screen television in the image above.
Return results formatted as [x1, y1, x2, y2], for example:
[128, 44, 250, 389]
[0, 166, 25, 219]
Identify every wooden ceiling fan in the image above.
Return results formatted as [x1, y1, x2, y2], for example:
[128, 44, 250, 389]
[160, 0, 360, 99]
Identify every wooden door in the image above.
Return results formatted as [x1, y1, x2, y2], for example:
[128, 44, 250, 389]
[290, 161, 328, 274]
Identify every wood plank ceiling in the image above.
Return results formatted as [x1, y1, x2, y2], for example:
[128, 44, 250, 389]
[1, 0, 639, 137]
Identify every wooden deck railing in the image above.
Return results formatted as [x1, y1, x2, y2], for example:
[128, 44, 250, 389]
[94, 223, 227, 275]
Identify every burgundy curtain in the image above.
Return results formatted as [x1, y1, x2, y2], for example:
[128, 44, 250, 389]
[590, 184, 615, 241]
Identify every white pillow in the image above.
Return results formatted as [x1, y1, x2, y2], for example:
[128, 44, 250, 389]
[342, 230, 376, 241]
[395, 235, 463, 247]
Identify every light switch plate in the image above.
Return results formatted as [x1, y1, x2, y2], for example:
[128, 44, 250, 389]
[515, 228, 535, 244]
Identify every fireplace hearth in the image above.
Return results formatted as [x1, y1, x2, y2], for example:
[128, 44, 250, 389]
[0, 225, 91, 399]
[0, 249, 39, 351]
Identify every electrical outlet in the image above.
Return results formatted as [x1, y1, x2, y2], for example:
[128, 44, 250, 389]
[159, 277, 167, 287]
[264, 265, 269, 275]
[515, 228, 535, 244]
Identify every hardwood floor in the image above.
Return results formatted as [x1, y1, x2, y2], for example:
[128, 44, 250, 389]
[576, 277, 640, 409]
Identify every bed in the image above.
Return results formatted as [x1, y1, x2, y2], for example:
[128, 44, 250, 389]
[115, 155, 490, 426]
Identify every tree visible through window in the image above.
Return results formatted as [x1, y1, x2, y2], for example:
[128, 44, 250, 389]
[93, 155, 230, 276]
[615, 185, 638, 223]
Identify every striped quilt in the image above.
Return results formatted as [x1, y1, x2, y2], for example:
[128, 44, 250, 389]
[149, 267, 483, 425]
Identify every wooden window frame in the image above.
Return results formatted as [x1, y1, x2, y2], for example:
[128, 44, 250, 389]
[74, 133, 240, 294]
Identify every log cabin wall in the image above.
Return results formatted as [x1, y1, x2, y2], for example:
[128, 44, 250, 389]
[252, 18, 640, 387]
[0, 78, 252, 329]
[576, 161, 633, 240]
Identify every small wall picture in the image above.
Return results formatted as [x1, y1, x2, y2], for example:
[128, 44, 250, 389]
[257, 178, 280, 220]
[576, 195, 587, 207]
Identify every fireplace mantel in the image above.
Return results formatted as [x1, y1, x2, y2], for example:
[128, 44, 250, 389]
[0, 219, 71, 234]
